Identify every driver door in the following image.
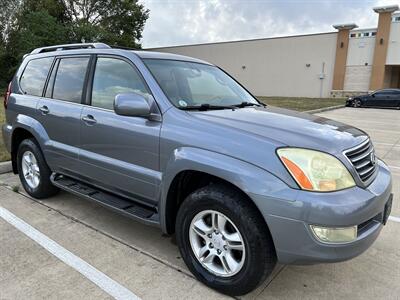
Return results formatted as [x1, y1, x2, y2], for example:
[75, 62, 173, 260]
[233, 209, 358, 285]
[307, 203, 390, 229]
[369, 91, 386, 106]
[79, 56, 161, 205]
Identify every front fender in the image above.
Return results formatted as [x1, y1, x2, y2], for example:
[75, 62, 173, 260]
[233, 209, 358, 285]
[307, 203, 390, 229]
[159, 147, 294, 233]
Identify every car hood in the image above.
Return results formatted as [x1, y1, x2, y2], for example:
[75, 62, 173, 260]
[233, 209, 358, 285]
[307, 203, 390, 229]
[190, 106, 368, 155]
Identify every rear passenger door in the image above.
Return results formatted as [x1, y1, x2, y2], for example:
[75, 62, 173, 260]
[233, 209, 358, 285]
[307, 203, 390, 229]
[79, 56, 161, 204]
[38, 55, 91, 175]
[18, 56, 54, 137]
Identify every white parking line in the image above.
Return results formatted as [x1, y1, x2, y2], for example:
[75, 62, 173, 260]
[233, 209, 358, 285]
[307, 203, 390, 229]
[389, 216, 400, 223]
[0, 207, 140, 300]
[375, 142, 400, 147]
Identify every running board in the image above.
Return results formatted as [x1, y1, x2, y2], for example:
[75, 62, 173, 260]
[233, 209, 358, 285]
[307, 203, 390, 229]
[50, 173, 159, 226]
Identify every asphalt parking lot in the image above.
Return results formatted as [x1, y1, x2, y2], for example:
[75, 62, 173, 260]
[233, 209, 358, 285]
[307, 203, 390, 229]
[1, 107, 399, 300]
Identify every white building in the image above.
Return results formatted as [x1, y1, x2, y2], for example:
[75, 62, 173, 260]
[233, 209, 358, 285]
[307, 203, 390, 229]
[147, 6, 400, 98]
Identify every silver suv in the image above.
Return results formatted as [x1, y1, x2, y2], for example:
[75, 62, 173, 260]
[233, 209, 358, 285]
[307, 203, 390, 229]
[2, 43, 393, 295]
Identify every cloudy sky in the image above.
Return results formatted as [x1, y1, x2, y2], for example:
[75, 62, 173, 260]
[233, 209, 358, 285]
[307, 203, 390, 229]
[139, 0, 398, 48]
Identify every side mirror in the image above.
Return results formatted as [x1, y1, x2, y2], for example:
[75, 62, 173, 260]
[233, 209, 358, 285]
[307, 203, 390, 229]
[114, 93, 151, 117]
[371, 94, 375, 98]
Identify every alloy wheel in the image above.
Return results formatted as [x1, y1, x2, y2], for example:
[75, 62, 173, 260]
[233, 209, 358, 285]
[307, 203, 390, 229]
[353, 99, 361, 107]
[189, 210, 246, 277]
[21, 150, 40, 189]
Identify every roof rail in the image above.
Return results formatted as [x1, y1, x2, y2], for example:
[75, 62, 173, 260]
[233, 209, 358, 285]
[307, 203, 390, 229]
[30, 43, 111, 54]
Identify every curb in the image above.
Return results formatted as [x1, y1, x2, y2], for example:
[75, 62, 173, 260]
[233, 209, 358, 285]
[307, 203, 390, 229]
[0, 161, 12, 174]
[306, 104, 346, 114]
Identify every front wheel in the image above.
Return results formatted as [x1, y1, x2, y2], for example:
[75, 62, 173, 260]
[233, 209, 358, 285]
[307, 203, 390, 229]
[176, 184, 276, 296]
[353, 99, 362, 108]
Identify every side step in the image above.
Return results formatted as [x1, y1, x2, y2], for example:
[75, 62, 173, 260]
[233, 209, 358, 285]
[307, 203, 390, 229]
[51, 174, 159, 226]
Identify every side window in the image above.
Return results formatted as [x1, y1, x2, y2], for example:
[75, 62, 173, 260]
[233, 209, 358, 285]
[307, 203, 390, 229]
[53, 57, 90, 103]
[91, 57, 151, 110]
[20, 57, 53, 97]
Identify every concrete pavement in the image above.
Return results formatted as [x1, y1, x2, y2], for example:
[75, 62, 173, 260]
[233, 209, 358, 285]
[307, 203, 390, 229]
[1, 107, 399, 299]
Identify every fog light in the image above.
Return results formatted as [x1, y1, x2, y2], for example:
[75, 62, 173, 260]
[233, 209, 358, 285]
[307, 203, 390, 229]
[311, 225, 357, 243]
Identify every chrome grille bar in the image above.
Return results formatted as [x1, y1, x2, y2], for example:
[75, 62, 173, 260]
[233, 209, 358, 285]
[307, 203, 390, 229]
[344, 138, 378, 184]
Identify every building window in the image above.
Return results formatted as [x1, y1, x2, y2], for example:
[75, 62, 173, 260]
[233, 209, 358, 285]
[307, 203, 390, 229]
[363, 32, 370, 37]
[371, 32, 377, 36]
[350, 33, 356, 38]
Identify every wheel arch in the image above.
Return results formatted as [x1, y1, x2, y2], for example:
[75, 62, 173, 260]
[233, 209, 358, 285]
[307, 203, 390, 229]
[159, 147, 288, 235]
[11, 127, 36, 173]
[10, 116, 49, 174]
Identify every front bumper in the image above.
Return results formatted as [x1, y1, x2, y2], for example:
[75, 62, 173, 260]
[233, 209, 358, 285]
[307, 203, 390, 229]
[250, 159, 392, 265]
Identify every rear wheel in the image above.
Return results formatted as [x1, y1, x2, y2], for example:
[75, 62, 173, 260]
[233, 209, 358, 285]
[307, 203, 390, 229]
[176, 184, 276, 296]
[17, 139, 59, 199]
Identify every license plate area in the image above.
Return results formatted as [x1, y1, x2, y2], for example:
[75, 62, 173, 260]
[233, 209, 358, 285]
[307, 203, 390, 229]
[383, 194, 393, 225]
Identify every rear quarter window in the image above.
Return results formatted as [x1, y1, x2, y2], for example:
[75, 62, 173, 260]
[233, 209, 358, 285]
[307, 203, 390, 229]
[20, 57, 54, 97]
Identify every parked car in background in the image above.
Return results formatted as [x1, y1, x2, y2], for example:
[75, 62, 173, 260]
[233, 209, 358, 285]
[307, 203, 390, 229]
[346, 89, 400, 108]
[2, 43, 393, 296]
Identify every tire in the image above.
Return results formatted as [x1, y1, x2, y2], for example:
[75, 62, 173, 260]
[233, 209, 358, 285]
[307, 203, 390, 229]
[353, 99, 362, 108]
[176, 184, 276, 296]
[17, 138, 59, 199]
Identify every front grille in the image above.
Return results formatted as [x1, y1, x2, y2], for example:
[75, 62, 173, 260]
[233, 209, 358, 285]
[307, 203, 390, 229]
[344, 139, 377, 183]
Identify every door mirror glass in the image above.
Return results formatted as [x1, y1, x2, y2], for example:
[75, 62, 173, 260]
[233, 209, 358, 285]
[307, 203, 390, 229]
[114, 93, 151, 117]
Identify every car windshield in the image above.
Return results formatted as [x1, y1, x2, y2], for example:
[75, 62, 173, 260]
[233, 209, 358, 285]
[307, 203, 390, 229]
[143, 59, 259, 109]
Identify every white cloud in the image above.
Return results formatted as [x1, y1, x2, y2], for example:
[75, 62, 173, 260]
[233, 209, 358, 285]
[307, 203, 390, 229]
[139, 0, 399, 48]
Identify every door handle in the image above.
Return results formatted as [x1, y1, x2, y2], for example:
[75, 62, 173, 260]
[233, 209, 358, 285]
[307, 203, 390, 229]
[82, 114, 97, 125]
[39, 105, 49, 115]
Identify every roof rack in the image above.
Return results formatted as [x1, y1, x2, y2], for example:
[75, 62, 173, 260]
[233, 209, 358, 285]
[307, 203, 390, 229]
[30, 43, 111, 54]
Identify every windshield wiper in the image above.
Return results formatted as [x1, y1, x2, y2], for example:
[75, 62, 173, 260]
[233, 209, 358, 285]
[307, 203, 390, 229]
[233, 101, 265, 108]
[179, 104, 235, 111]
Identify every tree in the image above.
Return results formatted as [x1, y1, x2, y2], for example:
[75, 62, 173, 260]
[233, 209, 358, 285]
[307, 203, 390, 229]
[61, 0, 149, 48]
[7, 10, 69, 59]
[0, 0, 149, 86]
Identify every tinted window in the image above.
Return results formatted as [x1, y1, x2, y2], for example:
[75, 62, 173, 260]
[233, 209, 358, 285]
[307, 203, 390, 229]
[375, 90, 393, 96]
[143, 59, 256, 108]
[20, 57, 53, 97]
[91, 57, 151, 110]
[53, 57, 90, 103]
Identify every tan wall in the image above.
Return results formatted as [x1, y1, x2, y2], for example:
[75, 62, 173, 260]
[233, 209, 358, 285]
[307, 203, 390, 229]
[332, 30, 351, 90]
[370, 12, 393, 90]
[149, 33, 338, 98]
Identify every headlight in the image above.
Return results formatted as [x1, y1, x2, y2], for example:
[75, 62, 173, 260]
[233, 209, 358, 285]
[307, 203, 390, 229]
[277, 148, 355, 192]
